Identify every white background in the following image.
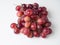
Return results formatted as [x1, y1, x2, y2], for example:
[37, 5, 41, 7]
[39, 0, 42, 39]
[0, 0, 60, 45]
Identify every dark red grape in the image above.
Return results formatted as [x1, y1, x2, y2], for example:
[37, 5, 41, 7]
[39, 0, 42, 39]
[16, 5, 21, 11]
[28, 4, 33, 9]
[10, 23, 16, 29]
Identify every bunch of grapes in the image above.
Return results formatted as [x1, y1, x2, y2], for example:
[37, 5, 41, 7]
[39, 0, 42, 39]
[10, 3, 52, 38]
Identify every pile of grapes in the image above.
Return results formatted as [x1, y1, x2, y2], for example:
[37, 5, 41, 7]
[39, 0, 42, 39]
[10, 3, 52, 38]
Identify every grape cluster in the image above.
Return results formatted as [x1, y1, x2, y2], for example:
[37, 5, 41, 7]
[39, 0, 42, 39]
[10, 3, 52, 38]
